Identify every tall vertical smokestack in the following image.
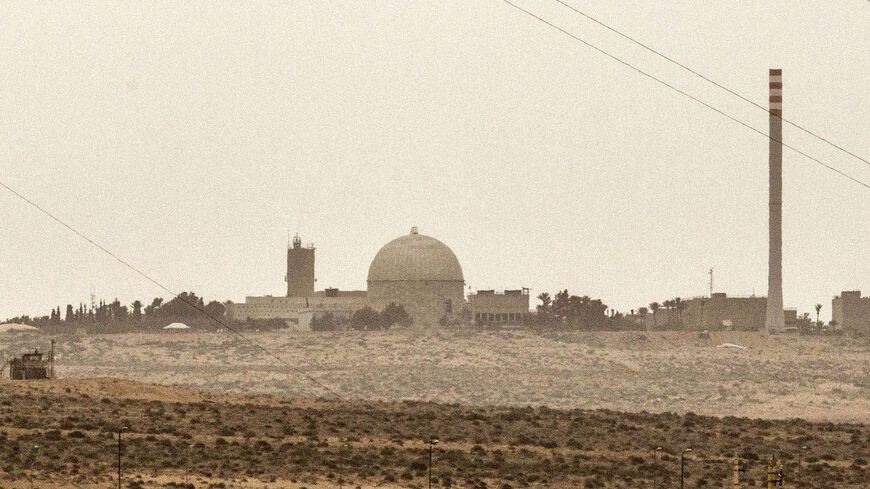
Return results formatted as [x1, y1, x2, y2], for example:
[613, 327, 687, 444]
[766, 68, 785, 333]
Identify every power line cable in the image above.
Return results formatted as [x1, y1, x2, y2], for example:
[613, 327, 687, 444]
[0, 180, 343, 400]
[3, 3, 865, 402]
[551, 0, 870, 168]
[500, 0, 870, 190]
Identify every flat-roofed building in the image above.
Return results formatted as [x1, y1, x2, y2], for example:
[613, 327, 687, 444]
[645, 293, 767, 331]
[832, 291, 870, 334]
[468, 289, 529, 326]
[226, 289, 367, 325]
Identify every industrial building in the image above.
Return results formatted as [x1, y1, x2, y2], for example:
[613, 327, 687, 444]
[694, 293, 767, 331]
[832, 291, 870, 334]
[468, 289, 530, 326]
[226, 290, 367, 324]
[643, 293, 767, 331]
[367, 227, 466, 326]
[229, 227, 521, 328]
[226, 233, 367, 327]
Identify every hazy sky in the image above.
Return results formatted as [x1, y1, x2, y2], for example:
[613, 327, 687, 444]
[2, 1, 869, 321]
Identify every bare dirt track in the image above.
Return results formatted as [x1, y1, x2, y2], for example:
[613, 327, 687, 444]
[1, 329, 868, 422]
[0, 378, 867, 489]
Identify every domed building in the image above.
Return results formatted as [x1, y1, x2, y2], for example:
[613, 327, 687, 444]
[367, 227, 465, 326]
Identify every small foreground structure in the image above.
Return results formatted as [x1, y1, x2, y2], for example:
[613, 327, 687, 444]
[9, 349, 51, 380]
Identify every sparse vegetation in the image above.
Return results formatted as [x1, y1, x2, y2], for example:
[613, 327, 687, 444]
[1, 329, 867, 422]
[350, 303, 411, 330]
[0, 379, 865, 488]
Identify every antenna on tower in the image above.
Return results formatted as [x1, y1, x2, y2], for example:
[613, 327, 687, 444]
[709, 268, 714, 297]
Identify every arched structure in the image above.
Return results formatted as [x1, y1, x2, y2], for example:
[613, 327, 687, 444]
[367, 227, 465, 326]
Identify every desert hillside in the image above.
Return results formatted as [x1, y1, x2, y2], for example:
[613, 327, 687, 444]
[1, 329, 867, 422]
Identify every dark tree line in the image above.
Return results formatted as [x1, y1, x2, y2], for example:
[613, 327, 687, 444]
[535, 290, 638, 330]
[5, 292, 227, 330]
[311, 303, 411, 331]
[352, 302, 411, 330]
[644, 298, 688, 330]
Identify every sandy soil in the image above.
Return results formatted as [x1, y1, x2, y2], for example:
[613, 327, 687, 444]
[1, 329, 867, 422]
[1, 378, 867, 489]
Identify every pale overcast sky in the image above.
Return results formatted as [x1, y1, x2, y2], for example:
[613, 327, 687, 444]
[2, 1, 868, 320]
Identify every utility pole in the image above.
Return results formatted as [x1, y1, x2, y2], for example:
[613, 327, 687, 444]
[118, 426, 128, 489]
[655, 447, 662, 489]
[733, 457, 744, 489]
[798, 445, 808, 485]
[767, 456, 783, 489]
[681, 448, 692, 489]
[339, 443, 349, 489]
[428, 439, 439, 489]
[30, 445, 39, 489]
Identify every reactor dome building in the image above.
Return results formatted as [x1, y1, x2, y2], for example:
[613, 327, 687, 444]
[228, 227, 527, 330]
[367, 227, 465, 326]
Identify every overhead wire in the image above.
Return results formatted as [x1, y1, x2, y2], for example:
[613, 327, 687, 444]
[550, 0, 870, 168]
[500, 0, 870, 190]
[0, 180, 343, 400]
[3, 1, 867, 405]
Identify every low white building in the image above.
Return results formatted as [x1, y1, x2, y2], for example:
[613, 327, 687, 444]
[227, 289, 367, 329]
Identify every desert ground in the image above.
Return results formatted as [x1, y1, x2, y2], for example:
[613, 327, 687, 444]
[0, 378, 867, 489]
[1, 329, 867, 422]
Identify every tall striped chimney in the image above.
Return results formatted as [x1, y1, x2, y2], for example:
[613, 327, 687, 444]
[765, 68, 785, 333]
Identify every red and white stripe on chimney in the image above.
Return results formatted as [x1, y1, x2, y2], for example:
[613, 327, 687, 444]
[769, 69, 782, 116]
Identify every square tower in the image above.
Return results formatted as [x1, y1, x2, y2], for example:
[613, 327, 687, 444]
[286, 234, 315, 297]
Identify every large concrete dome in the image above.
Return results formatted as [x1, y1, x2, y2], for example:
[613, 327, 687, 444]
[367, 229, 464, 283]
[367, 227, 465, 326]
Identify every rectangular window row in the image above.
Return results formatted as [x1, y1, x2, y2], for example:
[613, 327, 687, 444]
[474, 312, 525, 322]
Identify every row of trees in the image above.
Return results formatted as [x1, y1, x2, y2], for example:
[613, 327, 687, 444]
[534, 290, 639, 330]
[5, 292, 227, 330]
[636, 297, 739, 330]
[641, 298, 688, 330]
[533, 291, 721, 331]
[17, 290, 842, 335]
[799, 303, 841, 335]
[311, 303, 411, 332]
